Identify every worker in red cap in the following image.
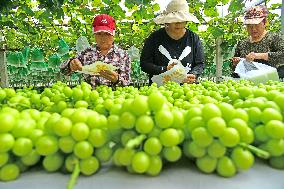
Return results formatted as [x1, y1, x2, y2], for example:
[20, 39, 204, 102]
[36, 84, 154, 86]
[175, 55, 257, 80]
[61, 14, 131, 87]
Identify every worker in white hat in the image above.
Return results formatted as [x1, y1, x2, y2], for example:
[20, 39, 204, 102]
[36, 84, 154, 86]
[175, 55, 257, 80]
[140, 0, 205, 84]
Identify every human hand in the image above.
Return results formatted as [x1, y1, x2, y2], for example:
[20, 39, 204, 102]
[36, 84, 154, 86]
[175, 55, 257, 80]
[167, 63, 177, 70]
[183, 74, 196, 84]
[70, 59, 83, 71]
[231, 57, 241, 66]
[246, 52, 256, 62]
[99, 70, 119, 83]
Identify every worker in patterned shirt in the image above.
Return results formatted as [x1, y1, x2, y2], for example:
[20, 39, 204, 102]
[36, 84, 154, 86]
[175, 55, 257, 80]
[60, 14, 131, 87]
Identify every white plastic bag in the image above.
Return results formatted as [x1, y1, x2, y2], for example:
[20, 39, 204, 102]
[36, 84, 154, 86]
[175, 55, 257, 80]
[151, 45, 192, 86]
[235, 58, 279, 84]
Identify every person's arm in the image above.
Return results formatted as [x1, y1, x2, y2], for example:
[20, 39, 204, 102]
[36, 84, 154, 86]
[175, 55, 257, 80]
[115, 51, 131, 86]
[188, 35, 205, 78]
[59, 50, 86, 75]
[268, 33, 284, 67]
[140, 35, 167, 75]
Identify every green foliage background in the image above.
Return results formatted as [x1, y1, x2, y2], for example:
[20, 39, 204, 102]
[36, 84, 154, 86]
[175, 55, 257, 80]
[0, 0, 282, 77]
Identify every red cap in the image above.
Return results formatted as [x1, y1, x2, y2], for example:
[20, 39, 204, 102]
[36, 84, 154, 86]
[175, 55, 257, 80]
[92, 14, 116, 36]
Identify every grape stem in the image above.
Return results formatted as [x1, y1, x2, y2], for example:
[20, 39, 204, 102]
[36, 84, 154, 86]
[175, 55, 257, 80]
[67, 160, 80, 189]
[126, 134, 146, 149]
[239, 143, 270, 159]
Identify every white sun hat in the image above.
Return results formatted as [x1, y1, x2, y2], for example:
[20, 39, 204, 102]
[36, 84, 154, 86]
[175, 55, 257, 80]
[154, 0, 199, 24]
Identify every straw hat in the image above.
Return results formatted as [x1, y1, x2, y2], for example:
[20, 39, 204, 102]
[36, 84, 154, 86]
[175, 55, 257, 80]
[244, 5, 268, 25]
[154, 0, 199, 24]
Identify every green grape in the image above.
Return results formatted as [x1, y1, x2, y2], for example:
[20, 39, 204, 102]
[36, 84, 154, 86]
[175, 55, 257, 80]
[44, 113, 61, 134]
[58, 136, 76, 154]
[43, 152, 64, 172]
[265, 139, 284, 157]
[186, 116, 206, 133]
[29, 129, 44, 143]
[143, 137, 162, 156]
[87, 113, 107, 129]
[228, 118, 253, 143]
[265, 120, 284, 139]
[263, 101, 281, 112]
[135, 115, 154, 134]
[240, 127, 254, 144]
[12, 137, 33, 157]
[12, 118, 36, 138]
[0, 133, 15, 153]
[186, 141, 206, 158]
[273, 94, 284, 111]
[218, 102, 236, 122]
[109, 104, 122, 115]
[20, 150, 40, 166]
[119, 148, 136, 166]
[70, 109, 88, 123]
[120, 99, 134, 113]
[207, 117, 226, 137]
[261, 108, 283, 124]
[35, 135, 58, 156]
[74, 141, 94, 159]
[131, 151, 150, 174]
[53, 117, 73, 137]
[192, 127, 213, 147]
[61, 108, 75, 118]
[202, 103, 222, 121]
[130, 95, 149, 116]
[74, 100, 89, 109]
[119, 111, 136, 129]
[247, 107, 262, 123]
[148, 127, 162, 138]
[71, 122, 90, 141]
[65, 154, 79, 173]
[107, 115, 121, 134]
[254, 125, 270, 143]
[219, 127, 240, 147]
[88, 128, 107, 148]
[171, 109, 184, 129]
[234, 108, 249, 122]
[112, 148, 123, 166]
[148, 92, 166, 112]
[80, 156, 100, 176]
[216, 156, 236, 177]
[154, 110, 173, 129]
[72, 88, 84, 101]
[55, 101, 68, 113]
[0, 152, 9, 167]
[237, 86, 252, 99]
[184, 106, 202, 121]
[146, 155, 163, 176]
[269, 155, 284, 169]
[0, 163, 20, 181]
[231, 147, 254, 171]
[207, 140, 226, 158]
[162, 146, 182, 162]
[63, 86, 73, 98]
[159, 128, 180, 147]
[196, 155, 217, 174]
[121, 130, 137, 146]
[0, 112, 16, 133]
[95, 144, 113, 163]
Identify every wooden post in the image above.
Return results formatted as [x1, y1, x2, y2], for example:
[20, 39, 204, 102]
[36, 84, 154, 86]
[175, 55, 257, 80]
[215, 37, 223, 82]
[0, 44, 9, 88]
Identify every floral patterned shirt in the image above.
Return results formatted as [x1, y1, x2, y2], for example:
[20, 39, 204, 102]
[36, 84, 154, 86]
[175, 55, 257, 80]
[234, 32, 284, 69]
[60, 44, 131, 87]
